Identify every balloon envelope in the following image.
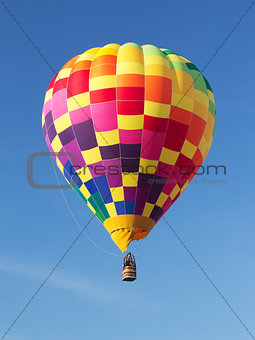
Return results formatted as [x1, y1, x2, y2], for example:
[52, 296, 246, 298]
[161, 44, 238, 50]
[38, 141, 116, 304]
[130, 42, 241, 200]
[42, 43, 216, 253]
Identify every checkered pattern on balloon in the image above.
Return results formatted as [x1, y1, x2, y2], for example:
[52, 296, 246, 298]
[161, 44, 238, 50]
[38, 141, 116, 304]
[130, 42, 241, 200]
[42, 43, 216, 253]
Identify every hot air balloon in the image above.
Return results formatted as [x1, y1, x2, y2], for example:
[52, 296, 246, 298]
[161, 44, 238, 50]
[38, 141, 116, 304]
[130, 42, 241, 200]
[42, 43, 216, 281]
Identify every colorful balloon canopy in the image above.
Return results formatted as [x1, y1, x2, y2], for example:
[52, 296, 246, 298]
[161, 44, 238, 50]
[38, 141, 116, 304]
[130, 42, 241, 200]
[42, 43, 216, 253]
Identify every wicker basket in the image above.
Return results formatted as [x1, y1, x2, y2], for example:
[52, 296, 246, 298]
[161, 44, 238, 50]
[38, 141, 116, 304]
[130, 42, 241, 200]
[122, 265, 136, 281]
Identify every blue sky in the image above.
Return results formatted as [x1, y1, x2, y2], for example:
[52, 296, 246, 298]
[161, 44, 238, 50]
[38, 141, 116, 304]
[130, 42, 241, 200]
[1, 0, 255, 339]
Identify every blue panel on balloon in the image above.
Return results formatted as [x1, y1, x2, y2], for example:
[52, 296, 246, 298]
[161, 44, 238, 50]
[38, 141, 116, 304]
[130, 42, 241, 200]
[64, 160, 73, 182]
[115, 201, 125, 215]
[94, 175, 113, 204]
[125, 200, 135, 214]
[72, 174, 82, 188]
[86, 179, 98, 195]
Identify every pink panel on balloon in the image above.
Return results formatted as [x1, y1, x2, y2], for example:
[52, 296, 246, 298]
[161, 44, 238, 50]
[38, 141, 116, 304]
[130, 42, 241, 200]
[162, 197, 173, 213]
[63, 139, 85, 169]
[156, 163, 175, 179]
[87, 161, 105, 178]
[43, 100, 51, 118]
[140, 130, 165, 160]
[103, 158, 123, 187]
[57, 147, 69, 167]
[69, 106, 92, 124]
[45, 135, 56, 161]
[52, 89, 68, 120]
[119, 129, 142, 144]
[90, 101, 118, 131]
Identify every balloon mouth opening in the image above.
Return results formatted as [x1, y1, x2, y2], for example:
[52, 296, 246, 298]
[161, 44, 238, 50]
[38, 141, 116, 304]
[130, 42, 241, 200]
[111, 227, 149, 253]
[104, 215, 155, 253]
